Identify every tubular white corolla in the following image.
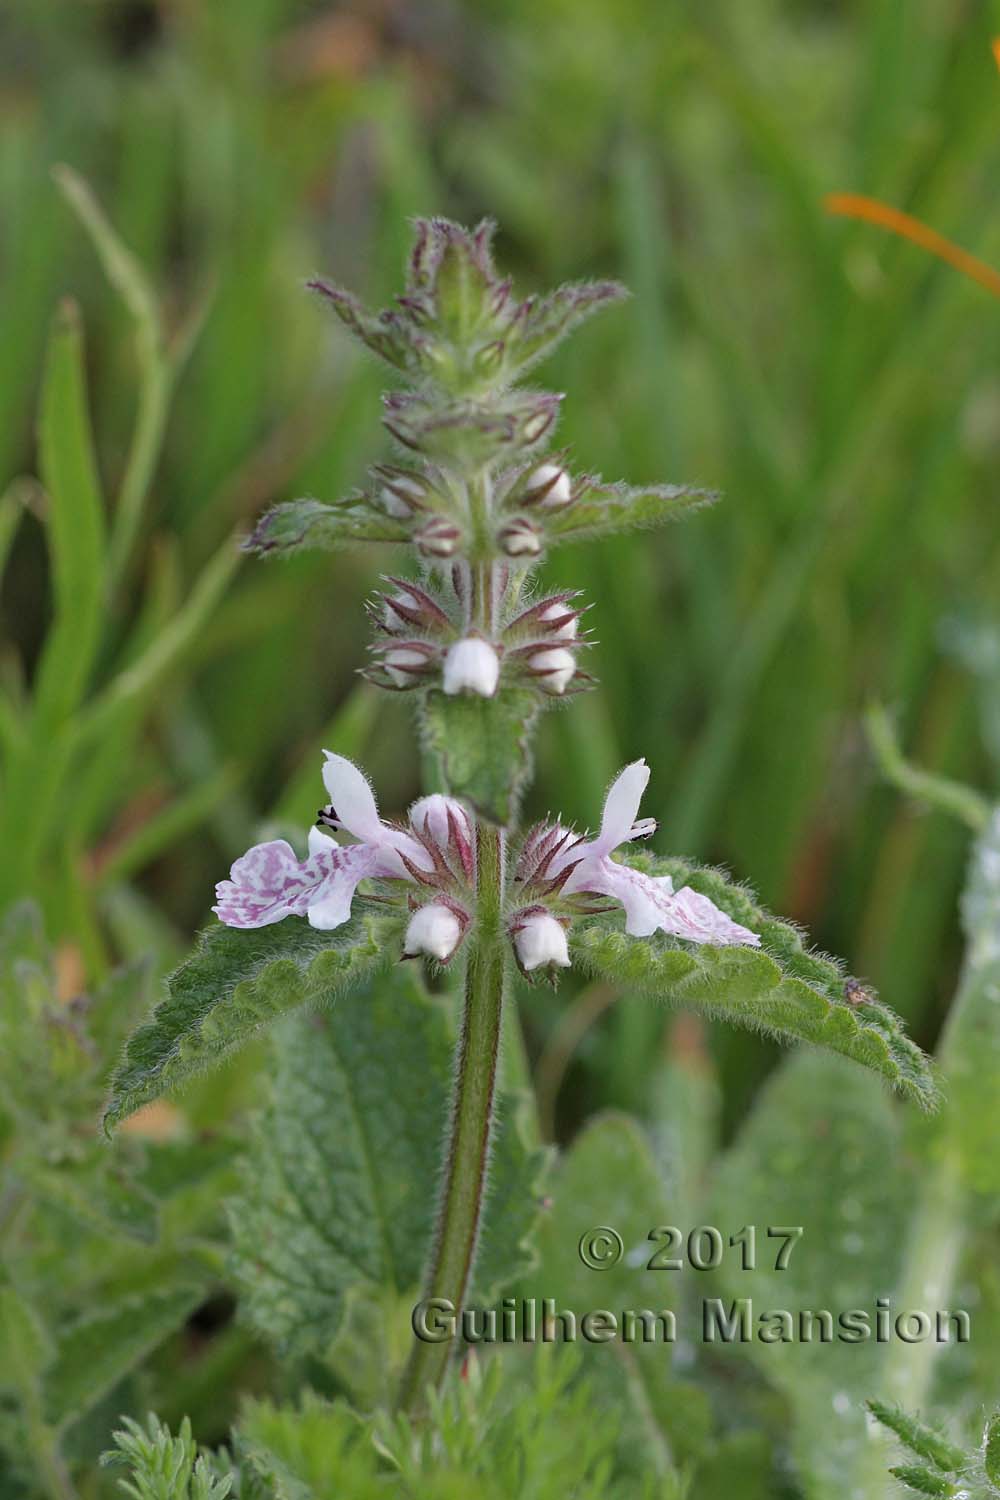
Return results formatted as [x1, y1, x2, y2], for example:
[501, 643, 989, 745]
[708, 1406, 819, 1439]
[404, 902, 463, 961]
[514, 910, 571, 971]
[443, 637, 501, 697]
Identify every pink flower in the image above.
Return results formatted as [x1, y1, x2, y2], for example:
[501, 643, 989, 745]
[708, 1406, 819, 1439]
[554, 761, 760, 947]
[213, 752, 468, 932]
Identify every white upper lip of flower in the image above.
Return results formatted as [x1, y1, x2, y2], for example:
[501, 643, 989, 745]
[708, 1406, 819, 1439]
[213, 753, 459, 932]
[551, 760, 760, 946]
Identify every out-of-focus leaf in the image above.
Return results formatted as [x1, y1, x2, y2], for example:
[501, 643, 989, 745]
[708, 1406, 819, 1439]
[939, 806, 1000, 1193]
[546, 479, 717, 543]
[518, 1113, 698, 1483]
[103, 910, 402, 1133]
[21, 1149, 159, 1244]
[571, 854, 938, 1110]
[243, 495, 409, 556]
[0, 1282, 49, 1396]
[420, 687, 539, 825]
[709, 1051, 911, 1500]
[43, 1285, 203, 1429]
[229, 967, 545, 1359]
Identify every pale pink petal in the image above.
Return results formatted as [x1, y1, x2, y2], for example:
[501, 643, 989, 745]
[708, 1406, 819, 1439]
[214, 840, 327, 929]
[565, 855, 675, 936]
[306, 845, 380, 930]
[566, 855, 759, 947]
[321, 752, 385, 842]
[664, 887, 760, 947]
[214, 838, 379, 931]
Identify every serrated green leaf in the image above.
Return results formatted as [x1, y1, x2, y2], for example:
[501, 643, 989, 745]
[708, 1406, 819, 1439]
[243, 496, 409, 557]
[866, 1402, 965, 1473]
[229, 967, 545, 1362]
[103, 909, 401, 1133]
[570, 853, 938, 1109]
[43, 1285, 202, 1428]
[420, 686, 539, 825]
[546, 479, 717, 543]
[710, 1052, 911, 1500]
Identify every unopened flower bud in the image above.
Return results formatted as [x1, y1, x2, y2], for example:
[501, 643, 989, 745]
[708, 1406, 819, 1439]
[410, 793, 474, 854]
[417, 517, 462, 559]
[499, 517, 542, 559]
[382, 643, 436, 686]
[524, 463, 572, 509]
[380, 579, 452, 634]
[404, 901, 463, 962]
[443, 638, 500, 698]
[378, 473, 427, 517]
[528, 645, 576, 695]
[538, 601, 579, 640]
[514, 910, 571, 972]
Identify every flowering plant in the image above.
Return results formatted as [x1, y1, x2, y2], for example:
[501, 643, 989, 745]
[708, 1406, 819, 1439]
[103, 220, 936, 1427]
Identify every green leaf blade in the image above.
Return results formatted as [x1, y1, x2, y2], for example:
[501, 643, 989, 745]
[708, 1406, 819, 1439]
[103, 909, 401, 1133]
[230, 968, 545, 1361]
[570, 854, 938, 1109]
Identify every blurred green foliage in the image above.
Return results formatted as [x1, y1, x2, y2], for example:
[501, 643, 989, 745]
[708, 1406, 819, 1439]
[4, 2, 1000, 1492]
[6, 0, 1000, 1122]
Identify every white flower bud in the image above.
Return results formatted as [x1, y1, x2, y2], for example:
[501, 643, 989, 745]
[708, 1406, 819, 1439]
[514, 911, 570, 972]
[539, 601, 578, 640]
[383, 644, 434, 686]
[404, 902, 463, 961]
[417, 517, 462, 559]
[525, 463, 572, 509]
[409, 793, 474, 854]
[383, 587, 420, 626]
[499, 518, 542, 558]
[443, 638, 500, 698]
[379, 474, 427, 517]
[529, 645, 576, 694]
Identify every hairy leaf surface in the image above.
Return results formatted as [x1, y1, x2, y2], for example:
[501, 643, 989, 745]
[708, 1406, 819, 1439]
[230, 969, 545, 1359]
[571, 854, 937, 1109]
[104, 909, 402, 1132]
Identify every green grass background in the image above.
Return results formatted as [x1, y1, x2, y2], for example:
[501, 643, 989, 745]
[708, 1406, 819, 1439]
[4, 0, 1000, 1127]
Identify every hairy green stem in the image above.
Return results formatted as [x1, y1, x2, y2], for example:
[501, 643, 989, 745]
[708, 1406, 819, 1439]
[398, 821, 506, 1412]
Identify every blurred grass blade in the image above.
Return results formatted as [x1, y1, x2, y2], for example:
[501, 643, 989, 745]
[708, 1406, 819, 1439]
[53, 164, 171, 595]
[33, 299, 106, 722]
[866, 702, 989, 831]
[0, 301, 106, 906]
[74, 534, 242, 750]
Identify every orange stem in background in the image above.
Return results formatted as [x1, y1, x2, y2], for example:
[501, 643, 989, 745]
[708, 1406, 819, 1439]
[992, 36, 1000, 72]
[824, 193, 1000, 301]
